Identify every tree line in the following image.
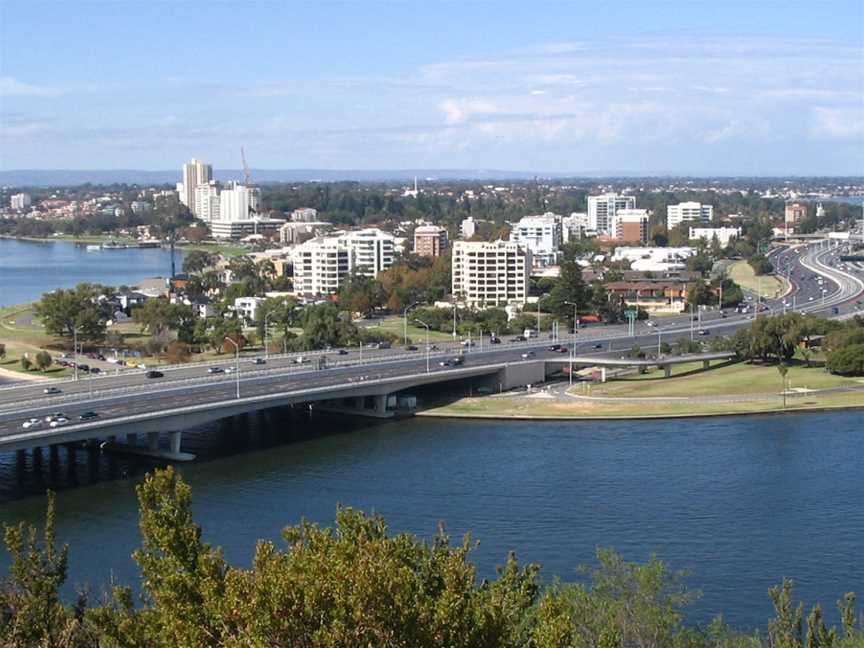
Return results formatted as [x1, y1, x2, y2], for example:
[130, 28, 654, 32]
[1, 467, 861, 647]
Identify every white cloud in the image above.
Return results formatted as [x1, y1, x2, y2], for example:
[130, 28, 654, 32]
[812, 107, 864, 138]
[0, 77, 59, 97]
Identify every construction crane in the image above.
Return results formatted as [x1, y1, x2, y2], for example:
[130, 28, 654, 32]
[240, 147, 252, 185]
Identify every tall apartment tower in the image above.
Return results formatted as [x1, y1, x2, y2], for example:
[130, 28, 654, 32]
[784, 202, 808, 225]
[587, 193, 636, 234]
[180, 158, 213, 214]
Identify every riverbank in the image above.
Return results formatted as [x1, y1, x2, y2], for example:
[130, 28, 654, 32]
[0, 234, 247, 257]
[418, 361, 864, 420]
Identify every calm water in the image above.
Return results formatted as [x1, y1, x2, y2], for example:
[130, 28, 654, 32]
[0, 238, 184, 306]
[0, 410, 861, 631]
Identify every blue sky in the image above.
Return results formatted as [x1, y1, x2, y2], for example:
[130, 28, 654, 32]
[1, 0, 862, 175]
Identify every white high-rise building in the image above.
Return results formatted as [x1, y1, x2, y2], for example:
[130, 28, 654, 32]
[452, 240, 531, 308]
[180, 158, 213, 213]
[193, 181, 220, 223]
[219, 184, 260, 222]
[293, 237, 352, 296]
[587, 193, 636, 234]
[509, 212, 562, 266]
[339, 228, 394, 277]
[290, 207, 318, 222]
[667, 202, 713, 229]
[10, 193, 32, 210]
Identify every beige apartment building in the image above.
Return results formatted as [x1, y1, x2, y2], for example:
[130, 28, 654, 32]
[452, 240, 531, 308]
[413, 225, 449, 257]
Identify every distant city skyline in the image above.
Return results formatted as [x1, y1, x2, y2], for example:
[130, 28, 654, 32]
[1, 0, 862, 175]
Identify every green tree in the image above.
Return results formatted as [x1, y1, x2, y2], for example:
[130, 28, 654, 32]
[20, 356, 32, 371]
[777, 363, 788, 408]
[34, 283, 106, 343]
[34, 350, 52, 372]
[547, 244, 587, 328]
[181, 250, 216, 275]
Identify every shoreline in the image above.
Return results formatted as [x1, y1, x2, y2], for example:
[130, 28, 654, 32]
[416, 401, 864, 421]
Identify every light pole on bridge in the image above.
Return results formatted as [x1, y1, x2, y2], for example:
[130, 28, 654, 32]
[414, 319, 431, 373]
[224, 337, 240, 399]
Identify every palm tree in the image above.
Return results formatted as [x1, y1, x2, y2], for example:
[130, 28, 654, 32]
[777, 363, 788, 409]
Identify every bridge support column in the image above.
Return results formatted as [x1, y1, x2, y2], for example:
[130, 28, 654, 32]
[664, 365, 672, 378]
[126, 433, 138, 446]
[353, 396, 364, 409]
[147, 432, 159, 451]
[374, 394, 388, 415]
[169, 432, 182, 456]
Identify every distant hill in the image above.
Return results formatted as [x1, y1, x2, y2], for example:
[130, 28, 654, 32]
[0, 168, 596, 187]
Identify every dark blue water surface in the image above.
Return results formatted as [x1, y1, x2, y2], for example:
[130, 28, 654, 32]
[0, 238, 182, 306]
[0, 409, 861, 631]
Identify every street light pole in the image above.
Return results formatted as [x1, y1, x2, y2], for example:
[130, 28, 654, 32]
[224, 337, 240, 399]
[73, 326, 79, 382]
[264, 311, 277, 360]
[403, 301, 419, 346]
[415, 319, 431, 373]
[452, 304, 457, 339]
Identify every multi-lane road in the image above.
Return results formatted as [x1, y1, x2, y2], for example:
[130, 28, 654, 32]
[0, 240, 861, 449]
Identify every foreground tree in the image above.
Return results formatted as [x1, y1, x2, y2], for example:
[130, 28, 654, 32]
[34, 283, 106, 343]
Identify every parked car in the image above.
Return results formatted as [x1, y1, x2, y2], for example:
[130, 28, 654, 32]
[43, 387, 62, 395]
[78, 411, 99, 421]
[145, 370, 164, 379]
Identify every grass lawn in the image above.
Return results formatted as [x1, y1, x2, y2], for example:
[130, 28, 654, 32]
[728, 260, 789, 299]
[180, 242, 248, 257]
[420, 390, 864, 419]
[363, 316, 457, 343]
[589, 360, 857, 397]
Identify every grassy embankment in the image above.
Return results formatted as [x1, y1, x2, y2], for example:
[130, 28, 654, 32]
[363, 316, 460, 343]
[0, 304, 71, 379]
[419, 360, 864, 419]
[728, 260, 789, 299]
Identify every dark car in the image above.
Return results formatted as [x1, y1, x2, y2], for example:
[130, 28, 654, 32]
[512, 335, 526, 342]
[489, 337, 501, 344]
[593, 343, 603, 349]
[145, 370, 164, 379]
[337, 349, 349, 355]
[253, 358, 267, 365]
[77, 364, 90, 372]
[89, 367, 101, 374]
[547, 344, 561, 351]
[43, 386, 62, 395]
[406, 345, 418, 351]
[451, 356, 464, 366]
[556, 347, 569, 353]
[78, 411, 99, 421]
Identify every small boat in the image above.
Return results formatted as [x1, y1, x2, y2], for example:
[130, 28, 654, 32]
[101, 241, 128, 250]
[86, 244, 101, 251]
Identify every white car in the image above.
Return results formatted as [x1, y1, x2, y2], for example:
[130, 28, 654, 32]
[225, 367, 235, 374]
[22, 418, 42, 429]
[49, 417, 70, 428]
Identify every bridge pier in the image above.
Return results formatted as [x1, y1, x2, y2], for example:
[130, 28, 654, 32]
[169, 432, 182, 456]
[147, 432, 159, 451]
[373, 394, 387, 415]
[126, 432, 138, 446]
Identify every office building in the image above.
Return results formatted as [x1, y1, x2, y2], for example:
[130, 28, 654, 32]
[339, 228, 394, 277]
[611, 209, 649, 244]
[785, 202, 808, 225]
[689, 226, 741, 247]
[209, 217, 285, 240]
[179, 158, 212, 213]
[10, 193, 32, 210]
[509, 212, 562, 266]
[587, 193, 636, 235]
[293, 237, 352, 296]
[452, 240, 532, 308]
[667, 202, 713, 229]
[193, 181, 221, 223]
[611, 246, 695, 272]
[413, 225, 449, 258]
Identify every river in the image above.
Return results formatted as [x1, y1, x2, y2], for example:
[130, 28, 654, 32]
[0, 409, 861, 631]
[0, 238, 184, 306]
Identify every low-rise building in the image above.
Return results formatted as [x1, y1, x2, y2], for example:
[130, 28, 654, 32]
[611, 246, 696, 272]
[290, 207, 318, 222]
[604, 280, 690, 314]
[413, 224, 449, 257]
[452, 240, 531, 308]
[210, 217, 285, 240]
[689, 226, 741, 247]
[563, 212, 589, 241]
[234, 296, 266, 323]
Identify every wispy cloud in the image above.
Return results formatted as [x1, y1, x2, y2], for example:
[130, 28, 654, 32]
[0, 77, 60, 97]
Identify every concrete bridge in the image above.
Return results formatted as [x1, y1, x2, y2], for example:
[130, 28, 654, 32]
[546, 351, 737, 380]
